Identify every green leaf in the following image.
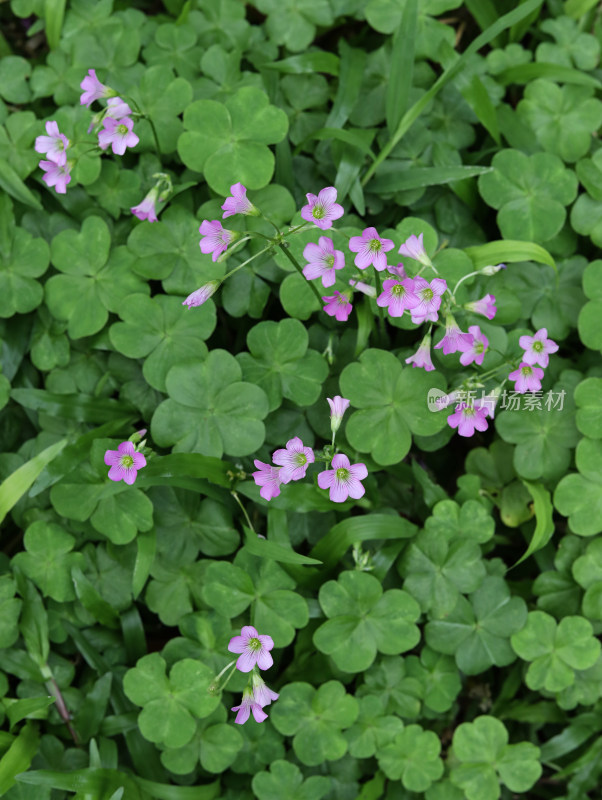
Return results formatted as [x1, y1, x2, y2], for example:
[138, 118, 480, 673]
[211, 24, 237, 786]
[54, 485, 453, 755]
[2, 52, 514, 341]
[0, 438, 66, 526]
[377, 724, 444, 792]
[253, 0, 333, 51]
[464, 240, 556, 269]
[575, 378, 602, 437]
[513, 481, 555, 567]
[0, 723, 39, 795]
[252, 759, 331, 800]
[0, 196, 48, 316]
[264, 51, 340, 75]
[371, 164, 493, 194]
[496, 61, 602, 88]
[386, 0, 417, 136]
[0, 158, 41, 209]
[424, 499, 495, 544]
[554, 438, 602, 536]
[5, 696, 54, 729]
[309, 513, 417, 567]
[199, 724, 243, 773]
[44, 0, 66, 49]
[10, 389, 135, 423]
[0, 576, 22, 648]
[242, 527, 322, 565]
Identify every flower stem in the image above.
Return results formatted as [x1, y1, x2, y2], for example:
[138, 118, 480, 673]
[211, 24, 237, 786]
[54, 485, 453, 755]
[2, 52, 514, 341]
[277, 244, 323, 304]
[231, 490, 255, 533]
[224, 244, 274, 280]
[260, 213, 281, 235]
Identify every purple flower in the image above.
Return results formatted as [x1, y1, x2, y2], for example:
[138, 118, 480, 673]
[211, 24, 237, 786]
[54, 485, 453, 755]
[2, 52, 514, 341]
[465, 293, 496, 320]
[98, 117, 139, 156]
[387, 263, 407, 279]
[131, 188, 159, 222]
[104, 441, 146, 485]
[508, 362, 545, 394]
[327, 395, 350, 434]
[105, 96, 133, 120]
[349, 227, 395, 271]
[317, 453, 368, 503]
[300, 186, 344, 230]
[302, 237, 345, 288]
[222, 182, 257, 218]
[182, 280, 220, 309]
[228, 625, 274, 672]
[410, 277, 447, 324]
[447, 403, 489, 437]
[349, 279, 376, 297]
[231, 687, 268, 725]
[35, 121, 69, 167]
[199, 220, 233, 262]
[40, 160, 72, 194]
[475, 389, 501, 419]
[252, 460, 282, 501]
[434, 390, 461, 411]
[434, 315, 474, 356]
[398, 233, 431, 267]
[405, 334, 435, 372]
[322, 291, 353, 322]
[80, 69, 112, 107]
[252, 672, 279, 708]
[376, 277, 420, 318]
[272, 436, 314, 483]
[458, 325, 489, 366]
[519, 327, 559, 368]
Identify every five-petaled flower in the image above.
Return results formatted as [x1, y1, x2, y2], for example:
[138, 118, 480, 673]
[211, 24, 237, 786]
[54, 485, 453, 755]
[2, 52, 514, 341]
[228, 625, 274, 672]
[303, 237, 345, 288]
[508, 362, 544, 394]
[222, 182, 257, 218]
[377, 277, 419, 318]
[252, 460, 282, 501]
[465, 293, 496, 320]
[80, 68, 112, 107]
[182, 280, 220, 310]
[199, 219, 233, 262]
[410, 277, 447, 324]
[322, 291, 353, 322]
[35, 121, 69, 167]
[349, 227, 395, 271]
[434, 314, 474, 356]
[104, 441, 146, 485]
[301, 186, 344, 230]
[318, 453, 368, 503]
[405, 334, 435, 372]
[398, 233, 432, 267]
[458, 325, 489, 366]
[131, 187, 159, 223]
[98, 116, 139, 156]
[447, 402, 489, 437]
[272, 437, 314, 483]
[519, 327, 559, 368]
[327, 395, 350, 435]
[39, 160, 72, 194]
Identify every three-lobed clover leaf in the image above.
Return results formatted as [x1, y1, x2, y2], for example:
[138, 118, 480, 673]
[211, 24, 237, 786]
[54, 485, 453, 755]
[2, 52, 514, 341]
[339, 349, 446, 465]
[253, 0, 333, 52]
[510, 610, 601, 692]
[109, 293, 216, 392]
[377, 724, 444, 793]
[572, 538, 602, 620]
[252, 759, 331, 800]
[449, 716, 542, 800]
[313, 571, 421, 673]
[424, 498, 495, 543]
[344, 695, 403, 759]
[151, 349, 269, 458]
[178, 87, 289, 195]
[123, 653, 220, 749]
[236, 319, 328, 412]
[478, 149, 577, 242]
[536, 16, 600, 70]
[425, 576, 527, 675]
[131, 66, 192, 154]
[405, 647, 462, 713]
[359, 656, 423, 719]
[0, 575, 22, 649]
[270, 681, 358, 767]
[554, 437, 602, 537]
[578, 260, 602, 351]
[575, 377, 602, 438]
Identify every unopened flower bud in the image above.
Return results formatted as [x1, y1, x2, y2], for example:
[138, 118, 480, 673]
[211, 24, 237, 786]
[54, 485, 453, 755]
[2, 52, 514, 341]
[327, 395, 350, 435]
[480, 263, 506, 276]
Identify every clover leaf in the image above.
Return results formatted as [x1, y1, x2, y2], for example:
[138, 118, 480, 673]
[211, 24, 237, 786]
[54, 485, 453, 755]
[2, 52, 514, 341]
[109, 293, 216, 392]
[151, 350, 269, 458]
[555, 437, 602, 536]
[398, 527, 486, 618]
[252, 760, 331, 800]
[253, 0, 333, 52]
[536, 16, 600, 70]
[360, 656, 423, 719]
[425, 576, 527, 674]
[132, 66, 192, 154]
[511, 610, 601, 692]
[236, 319, 328, 412]
[572, 538, 602, 620]
[123, 653, 220, 749]
[450, 716, 542, 800]
[423, 498, 495, 543]
[478, 149, 577, 242]
[0, 576, 22, 649]
[87, 160, 142, 220]
[556, 653, 602, 710]
[377, 724, 444, 793]
[339, 349, 446, 465]
[0, 196, 49, 318]
[575, 377, 602, 438]
[270, 681, 358, 767]
[178, 87, 289, 195]
[344, 695, 403, 759]
[405, 647, 462, 713]
[145, 561, 208, 627]
[579, 260, 602, 351]
[517, 80, 602, 162]
[313, 571, 421, 673]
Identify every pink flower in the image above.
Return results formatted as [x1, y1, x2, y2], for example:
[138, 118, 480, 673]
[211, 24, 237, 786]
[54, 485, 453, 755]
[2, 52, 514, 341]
[434, 315, 474, 356]
[349, 279, 376, 297]
[98, 117, 139, 156]
[376, 277, 420, 318]
[131, 188, 159, 222]
[302, 237, 345, 288]
[252, 460, 282, 501]
[317, 453, 368, 503]
[519, 327, 559, 368]
[300, 186, 344, 230]
[508, 362, 545, 394]
[434, 390, 460, 411]
[272, 436, 314, 483]
[475, 389, 501, 419]
[252, 672, 279, 708]
[405, 334, 435, 371]
[322, 291, 352, 322]
[104, 441, 146, 485]
[228, 625, 274, 672]
[105, 96, 132, 120]
[222, 182, 257, 218]
[458, 325, 489, 366]
[387, 263, 407, 279]
[35, 121, 69, 167]
[447, 403, 489, 437]
[410, 277, 447, 324]
[182, 280, 220, 309]
[349, 227, 395, 271]
[398, 233, 431, 267]
[465, 294, 496, 320]
[80, 69, 111, 107]
[40, 160, 71, 194]
[231, 687, 268, 725]
[199, 220, 233, 262]
[327, 396, 350, 434]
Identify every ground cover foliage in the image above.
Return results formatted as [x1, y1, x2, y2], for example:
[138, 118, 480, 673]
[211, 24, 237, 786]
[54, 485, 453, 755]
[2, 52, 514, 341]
[1, 0, 602, 798]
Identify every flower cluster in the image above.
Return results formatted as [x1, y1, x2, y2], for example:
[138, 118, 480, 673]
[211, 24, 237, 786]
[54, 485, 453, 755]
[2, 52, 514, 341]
[35, 121, 72, 194]
[228, 626, 278, 725]
[509, 328, 559, 393]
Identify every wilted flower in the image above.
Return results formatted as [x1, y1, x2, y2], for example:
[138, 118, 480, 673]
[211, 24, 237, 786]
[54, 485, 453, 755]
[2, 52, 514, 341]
[519, 328, 559, 368]
[131, 187, 159, 222]
[377, 277, 419, 318]
[80, 68, 112, 107]
[35, 121, 69, 167]
[322, 291, 353, 322]
[228, 625, 274, 672]
[465, 293, 496, 320]
[231, 686, 268, 725]
[447, 402, 489, 437]
[410, 277, 447, 324]
[39, 160, 72, 194]
[317, 453, 368, 503]
[508, 362, 544, 394]
[349, 227, 395, 271]
[272, 436, 314, 483]
[458, 325, 489, 366]
[252, 460, 282, 501]
[182, 280, 220, 309]
[327, 395, 350, 434]
[199, 220, 233, 262]
[398, 233, 431, 267]
[302, 237, 345, 288]
[104, 441, 146, 485]
[301, 186, 344, 230]
[405, 334, 435, 372]
[434, 314, 474, 356]
[98, 116, 139, 155]
[222, 182, 257, 218]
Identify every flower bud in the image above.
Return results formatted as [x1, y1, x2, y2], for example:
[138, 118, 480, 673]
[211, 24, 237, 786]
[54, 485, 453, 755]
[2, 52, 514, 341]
[480, 263, 506, 276]
[327, 395, 350, 435]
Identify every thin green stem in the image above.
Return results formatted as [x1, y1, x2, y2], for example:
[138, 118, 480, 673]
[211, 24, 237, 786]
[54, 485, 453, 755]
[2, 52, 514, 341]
[373, 269, 386, 337]
[277, 244, 323, 304]
[231, 490, 255, 534]
[284, 222, 313, 237]
[224, 244, 273, 280]
[260, 212, 281, 235]
[127, 95, 161, 154]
